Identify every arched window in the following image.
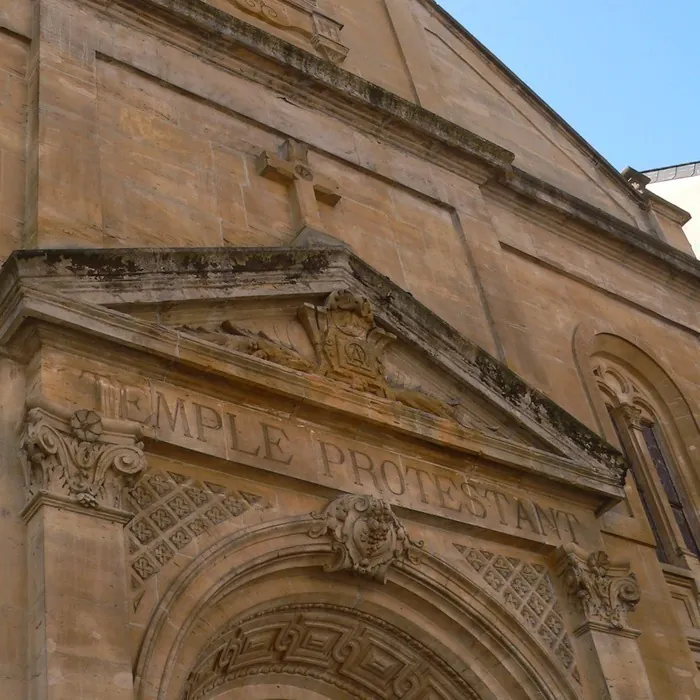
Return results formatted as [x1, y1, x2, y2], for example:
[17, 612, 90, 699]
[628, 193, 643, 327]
[593, 359, 700, 566]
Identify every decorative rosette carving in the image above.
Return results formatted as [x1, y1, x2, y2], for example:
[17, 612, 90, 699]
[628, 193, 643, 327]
[556, 544, 641, 630]
[21, 404, 147, 512]
[309, 494, 422, 582]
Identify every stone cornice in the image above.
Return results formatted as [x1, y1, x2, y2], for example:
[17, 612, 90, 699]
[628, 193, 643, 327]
[88, 0, 512, 183]
[7, 0, 700, 289]
[0, 247, 627, 505]
[647, 190, 692, 226]
[59, 0, 700, 289]
[419, 0, 647, 208]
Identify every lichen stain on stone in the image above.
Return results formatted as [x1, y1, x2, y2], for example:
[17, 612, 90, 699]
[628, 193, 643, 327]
[40, 250, 142, 280]
[473, 347, 625, 476]
[28, 248, 333, 282]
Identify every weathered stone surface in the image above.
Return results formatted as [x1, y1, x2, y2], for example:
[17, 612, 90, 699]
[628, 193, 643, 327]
[1, 0, 699, 698]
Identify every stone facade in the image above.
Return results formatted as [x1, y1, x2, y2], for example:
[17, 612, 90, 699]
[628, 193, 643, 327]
[0, 0, 699, 699]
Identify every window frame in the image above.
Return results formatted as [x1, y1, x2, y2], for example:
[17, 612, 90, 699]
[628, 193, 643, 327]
[595, 360, 700, 568]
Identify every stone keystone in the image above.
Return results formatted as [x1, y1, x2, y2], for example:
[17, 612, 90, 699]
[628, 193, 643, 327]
[309, 493, 423, 582]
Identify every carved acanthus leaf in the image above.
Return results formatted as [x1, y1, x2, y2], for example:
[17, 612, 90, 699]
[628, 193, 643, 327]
[309, 493, 423, 582]
[181, 292, 478, 427]
[20, 406, 146, 511]
[555, 544, 640, 630]
[182, 320, 316, 373]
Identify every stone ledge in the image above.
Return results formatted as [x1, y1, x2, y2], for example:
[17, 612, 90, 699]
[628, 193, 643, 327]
[21, 491, 135, 524]
[72, 0, 700, 290]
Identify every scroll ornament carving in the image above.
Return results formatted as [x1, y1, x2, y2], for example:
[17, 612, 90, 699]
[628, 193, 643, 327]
[20, 406, 146, 511]
[557, 544, 641, 630]
[309, 494, 423, 582]
[182, 290, 461, 422]
[181, 320, 316, 373]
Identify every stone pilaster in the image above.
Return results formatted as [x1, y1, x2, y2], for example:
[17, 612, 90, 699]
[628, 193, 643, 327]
[554, 543, 655, 700]
[24, 0, 104, 248]
[20, 401, 146, 700]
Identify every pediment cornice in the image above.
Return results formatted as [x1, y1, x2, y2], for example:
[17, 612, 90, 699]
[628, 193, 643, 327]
[0, 246, 626, 507]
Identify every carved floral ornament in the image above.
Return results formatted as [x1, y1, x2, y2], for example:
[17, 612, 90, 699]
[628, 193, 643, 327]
[309, 493, 423, 582]
[183, 289, 463, 423]
[222, 0, 349, 64]
[20, 403, 147, 515]
[554, 543, 641, 631]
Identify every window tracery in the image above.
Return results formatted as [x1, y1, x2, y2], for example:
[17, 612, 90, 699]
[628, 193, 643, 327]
[593, 359, 700, 566]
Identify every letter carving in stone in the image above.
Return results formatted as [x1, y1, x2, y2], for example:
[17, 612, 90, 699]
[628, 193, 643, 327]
[555, 544, 640, 630]
[299, 289, 396, 397]
[309, 494, 422, 582]
[21, 404, 147, 512]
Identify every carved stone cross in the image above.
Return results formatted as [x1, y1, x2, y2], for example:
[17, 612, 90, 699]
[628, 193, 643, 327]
[256, 139, 342, 243]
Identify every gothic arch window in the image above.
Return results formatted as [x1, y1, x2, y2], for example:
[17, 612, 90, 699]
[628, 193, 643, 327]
[593, 359, 700, 566]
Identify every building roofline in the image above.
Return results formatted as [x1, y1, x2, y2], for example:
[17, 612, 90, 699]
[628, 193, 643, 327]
[421, 0, 645, 205]
[643, 159, 700, 184]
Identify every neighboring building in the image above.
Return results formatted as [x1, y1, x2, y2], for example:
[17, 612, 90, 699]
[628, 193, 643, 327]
[645, 161, 700, 255]
[1, 1, 700, 700]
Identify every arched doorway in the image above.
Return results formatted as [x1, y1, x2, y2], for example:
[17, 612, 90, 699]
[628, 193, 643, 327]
[185, 602, 478, 699]
[134, 515, 579, 700]
[211, 688, 336, 700]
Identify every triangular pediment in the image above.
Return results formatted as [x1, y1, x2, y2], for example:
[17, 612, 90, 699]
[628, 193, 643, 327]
[0, 246, 625, 506]
[409, 0, 647, 226]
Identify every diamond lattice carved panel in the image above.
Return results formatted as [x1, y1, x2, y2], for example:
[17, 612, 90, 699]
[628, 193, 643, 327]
[126, 470, 269, 609]
[453, 544, 580, 684]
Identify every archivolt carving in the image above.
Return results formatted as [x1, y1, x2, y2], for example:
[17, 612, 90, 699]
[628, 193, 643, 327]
[127, 470, 268, 610]
[454, 544, 580, 682]
[20, 405, 146, 511]
[183, 603, 479, 700]
[309, 493, 423, 582]
[555, 544, 640, 630]
[133, 518, 583, 700]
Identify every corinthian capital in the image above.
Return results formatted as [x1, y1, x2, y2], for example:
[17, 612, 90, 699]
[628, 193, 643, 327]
[20, 402, 147, 515]
[554, 543, 640, 631]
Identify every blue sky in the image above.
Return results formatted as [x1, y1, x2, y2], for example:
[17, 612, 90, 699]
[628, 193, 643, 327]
[436, 1, 699, 172]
